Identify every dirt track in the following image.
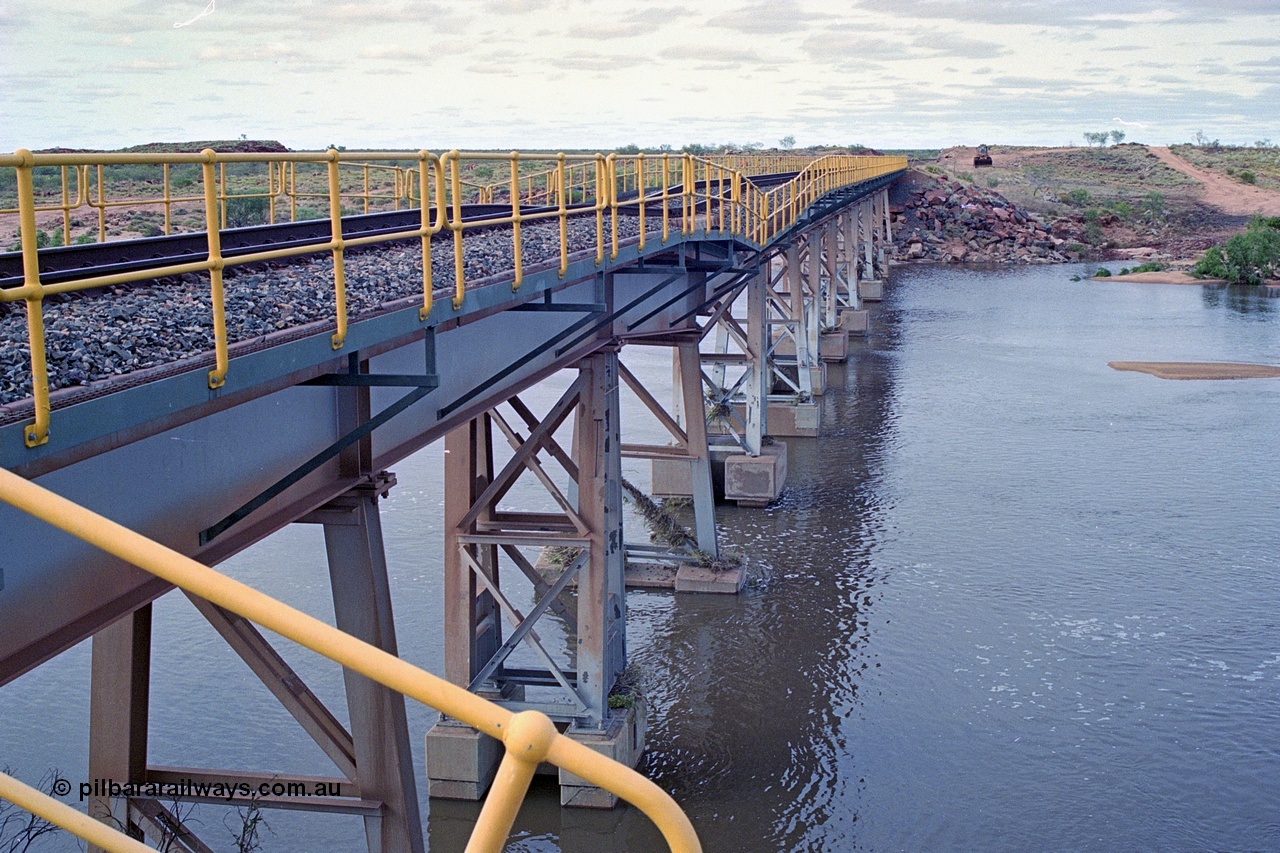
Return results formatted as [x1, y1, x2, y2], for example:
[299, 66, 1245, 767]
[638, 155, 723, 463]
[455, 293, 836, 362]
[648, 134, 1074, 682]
[1147, 147, 1280, 217]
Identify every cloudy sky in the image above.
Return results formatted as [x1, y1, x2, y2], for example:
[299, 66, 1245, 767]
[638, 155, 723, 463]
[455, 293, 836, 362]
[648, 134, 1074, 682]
[1, 0, 1278, 152]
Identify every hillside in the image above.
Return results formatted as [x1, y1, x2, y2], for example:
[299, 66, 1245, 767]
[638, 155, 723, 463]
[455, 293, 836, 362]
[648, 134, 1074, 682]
[907, 144, 1280, 263]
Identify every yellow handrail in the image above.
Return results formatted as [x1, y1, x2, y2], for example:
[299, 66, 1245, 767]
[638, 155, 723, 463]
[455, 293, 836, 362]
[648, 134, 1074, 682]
[0, 466, 702, 853]
[0, 147, 905, 447]
[0, 772, 154, 853]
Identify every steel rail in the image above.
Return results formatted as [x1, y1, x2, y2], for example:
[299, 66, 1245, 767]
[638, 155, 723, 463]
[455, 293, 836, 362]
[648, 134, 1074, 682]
[0, 465, 702, 853]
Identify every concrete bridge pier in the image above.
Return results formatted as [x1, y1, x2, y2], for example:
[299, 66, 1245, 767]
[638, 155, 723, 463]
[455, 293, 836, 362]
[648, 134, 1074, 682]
[835, 208, 869, 335]
[425, 349, 641, 809]
[857, 192, 890, 302]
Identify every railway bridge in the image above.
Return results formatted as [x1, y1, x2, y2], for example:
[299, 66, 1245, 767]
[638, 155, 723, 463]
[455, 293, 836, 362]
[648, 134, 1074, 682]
[0, 147, 905, 852]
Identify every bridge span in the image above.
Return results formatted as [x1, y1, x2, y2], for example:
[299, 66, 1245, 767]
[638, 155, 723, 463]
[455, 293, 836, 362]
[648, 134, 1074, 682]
[0, 148, 905, 852]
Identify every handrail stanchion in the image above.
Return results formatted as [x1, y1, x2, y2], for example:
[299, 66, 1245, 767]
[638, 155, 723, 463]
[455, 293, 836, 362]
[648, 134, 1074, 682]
[661, 152, 671, 243]
[594, 155, 606, 265]
[13, 150, 51, 447]
[325, 149, 348, 350]
[607, 153, 619, 261]
[637, 152, 646, 251]
[557, 152, 568, 278]
[200, 151, 230, 389]
[448, 151, 466, 309]
[418, 151, 434, 321]
[510, 151, 524, 291]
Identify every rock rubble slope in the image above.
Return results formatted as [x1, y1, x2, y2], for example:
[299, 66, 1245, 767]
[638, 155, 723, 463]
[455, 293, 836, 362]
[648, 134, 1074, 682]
[891, 172, 1072, 265]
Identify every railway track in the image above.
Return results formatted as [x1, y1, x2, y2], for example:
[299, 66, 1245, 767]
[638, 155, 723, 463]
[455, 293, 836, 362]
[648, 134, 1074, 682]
[0, 173, 799, 291]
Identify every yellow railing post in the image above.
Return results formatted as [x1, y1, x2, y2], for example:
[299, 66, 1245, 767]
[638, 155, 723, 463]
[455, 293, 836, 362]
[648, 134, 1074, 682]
[325, 150, 348, 350]
[418, 151, 434, 321]
[95, 164, 106, 243]
[660, 153, 671, 244]
[557, 152, 569, 278]
[607, 153, 619, 261]
[59, 165, 71, 244]
[594, 155, 605, 265]
[637, 152, 646, 251]
[510, 151, 523, 291]
[200, 151, 229, 389]
[14, 150, 51, 447]
[463, 711, 555, 853]
[162, 163, 172, 235]
[219, 162, 228, 230]
[448, 151, 465, 309]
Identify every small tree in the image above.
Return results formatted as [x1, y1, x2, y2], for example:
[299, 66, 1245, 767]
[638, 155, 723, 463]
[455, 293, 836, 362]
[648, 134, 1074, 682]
[779, 135, 796, 150]
[1110, 129, 1126, 145]
[1193, 217, 1280, 284]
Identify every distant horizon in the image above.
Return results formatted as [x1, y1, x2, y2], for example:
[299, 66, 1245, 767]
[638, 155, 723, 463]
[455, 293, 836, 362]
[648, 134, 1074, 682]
[3, 1, 1277, 153]
[10, 138, 1276, 156]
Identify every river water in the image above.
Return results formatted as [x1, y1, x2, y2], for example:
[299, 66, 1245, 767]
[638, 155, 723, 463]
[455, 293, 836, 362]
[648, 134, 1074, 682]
[3, 263, 1279, 851]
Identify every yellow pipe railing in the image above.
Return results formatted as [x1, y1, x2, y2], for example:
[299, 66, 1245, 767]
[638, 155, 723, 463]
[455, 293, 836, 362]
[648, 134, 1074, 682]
[0, 147, 905, 447]
[0, 466, 702, 853]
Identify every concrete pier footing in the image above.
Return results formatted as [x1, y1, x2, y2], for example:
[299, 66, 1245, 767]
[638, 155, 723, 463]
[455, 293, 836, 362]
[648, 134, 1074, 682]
[675, 562, 748, 593]
[858, 279, 883, 301]
[425, 702, 647, 809]
[724, 442, 788, 508]
[559, 704, 646, 808]
[772, 329, 850, 362]
[424, 721, 502, 801]
[839, 308, 869, 334]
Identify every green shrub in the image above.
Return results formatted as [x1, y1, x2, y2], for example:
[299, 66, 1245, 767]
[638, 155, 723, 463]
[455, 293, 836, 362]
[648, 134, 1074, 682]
[1193, 218, 1280, 284]
[957, 171, 974, 182]
[224, 196, 268, 228]
[1142, 192, 1165, 220]
[1083, 208, 1102, 223]
[1083, 223, 1104, 244]
[1093, 268, 1112, 277]
[986, 176, 1000, 188]
[1064, 188, 1091, 207]
[1239, 171, 1257, 184]
[1108, 200, 1134, 218]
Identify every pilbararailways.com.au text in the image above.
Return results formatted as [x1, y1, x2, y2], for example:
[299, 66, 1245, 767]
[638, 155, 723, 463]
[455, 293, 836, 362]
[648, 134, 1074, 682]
[78, 778, 341, 802]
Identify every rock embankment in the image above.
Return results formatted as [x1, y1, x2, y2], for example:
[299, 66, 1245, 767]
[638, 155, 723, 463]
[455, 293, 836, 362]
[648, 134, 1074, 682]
[891, 174, 1073, 265]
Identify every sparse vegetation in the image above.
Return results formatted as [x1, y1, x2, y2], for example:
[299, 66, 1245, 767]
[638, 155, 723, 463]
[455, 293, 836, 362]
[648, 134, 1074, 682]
[1064, 188, 1091, 207]
[1170, 144, 1280, 191]
[1193, 217, 1280, 285]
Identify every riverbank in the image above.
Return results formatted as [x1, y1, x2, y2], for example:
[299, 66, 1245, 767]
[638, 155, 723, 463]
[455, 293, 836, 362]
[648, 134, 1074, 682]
[897, 144, 1280, 271]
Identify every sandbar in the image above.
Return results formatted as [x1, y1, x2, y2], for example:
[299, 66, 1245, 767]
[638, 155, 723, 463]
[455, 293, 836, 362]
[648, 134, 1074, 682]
[1109, 361, 1280, 380]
